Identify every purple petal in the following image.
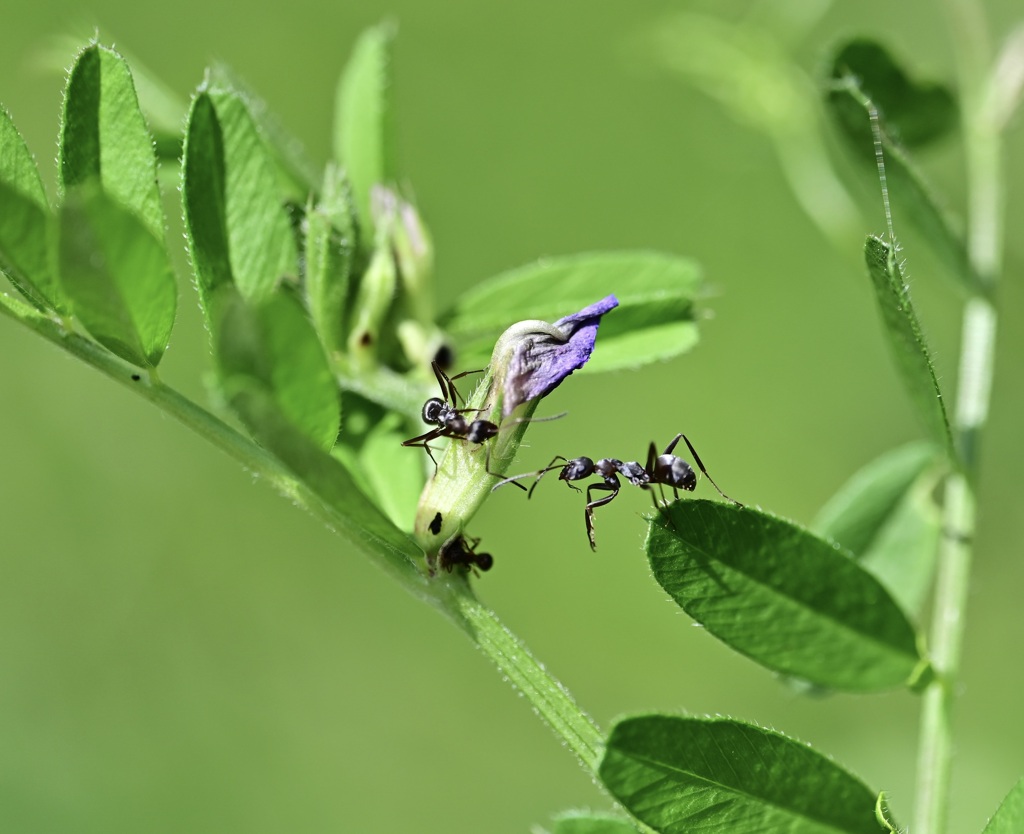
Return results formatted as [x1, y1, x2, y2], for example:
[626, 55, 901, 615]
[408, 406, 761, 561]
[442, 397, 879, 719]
[503, 294, 618, 416]
[554, 294, 620, 329]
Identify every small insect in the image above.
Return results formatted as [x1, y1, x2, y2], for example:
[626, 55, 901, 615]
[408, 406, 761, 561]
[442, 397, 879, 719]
[401, 361, 502, 469]
[437, 534, 494, 575]
[402, 361, 561, 485]
[495, 433, 741, 550]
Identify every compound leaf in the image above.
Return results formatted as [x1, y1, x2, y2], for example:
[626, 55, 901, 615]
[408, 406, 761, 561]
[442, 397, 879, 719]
[600, 715, 884, 834]
[442, 251, 701, 372]
[646, 499, 926, 692]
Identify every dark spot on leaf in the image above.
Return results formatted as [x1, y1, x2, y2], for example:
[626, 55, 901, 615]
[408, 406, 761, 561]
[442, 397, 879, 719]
[429, 512, 443, 535]
[359, 331, 373, 346]
[131, 374, 141, 381]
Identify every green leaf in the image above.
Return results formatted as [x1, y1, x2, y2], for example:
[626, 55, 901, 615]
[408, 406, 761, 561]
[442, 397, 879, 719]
[214, 287, 340, 450]
[826, 63, 979, 294]
[599, 715, 885, 834]
[864, 236, 955, 459]
[59, 44, 164, 240]
[442, 251, 701, 372]
[226, 379, 418, 568]
[58, 184, 176, 367]
[983, 777, 1024, 834]
[0, 107, 64, 312]
[182, 86, 299, 311]
[209, 62, 320, 195]
[814, 441, 943, 614]
[829, 39, 957, 150]
[333, 22, 396, 236]
[305, 163, 357, 355]
[551, 813, 639, 834]
[337, 411, 423, 532]
[646, 499, 926, 692]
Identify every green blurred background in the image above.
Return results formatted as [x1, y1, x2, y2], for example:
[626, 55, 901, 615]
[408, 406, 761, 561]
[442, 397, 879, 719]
[2, 1, 1022, 832]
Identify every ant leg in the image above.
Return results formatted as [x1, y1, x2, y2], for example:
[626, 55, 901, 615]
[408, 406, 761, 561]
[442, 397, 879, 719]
[434, 361, 484, 404]
[402, 426, 446, 447]
[646, 441, 658, 474]
[431, 361, 455, 404]
[403, 426, 455, 474]
[584, 481, 620, 551]
[501, 411, 568, 430]
[671, 438, 745, 510]
[648, 485, 674, 528]
[404, 440, 440, 473]
[483, 442, 528, 491]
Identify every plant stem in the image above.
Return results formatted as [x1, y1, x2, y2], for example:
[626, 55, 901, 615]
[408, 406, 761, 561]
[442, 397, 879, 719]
[916, 2, 1002, 831]
[441, 583, 605, 771]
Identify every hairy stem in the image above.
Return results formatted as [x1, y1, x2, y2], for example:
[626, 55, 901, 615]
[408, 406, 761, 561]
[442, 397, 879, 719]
[916, 2, 1002, 831]
[441, 583, 605, 771]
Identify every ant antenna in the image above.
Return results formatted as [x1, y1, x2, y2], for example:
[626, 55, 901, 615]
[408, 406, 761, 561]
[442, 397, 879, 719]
[491, 455, 569, 497]
[677, 434, 743, 507]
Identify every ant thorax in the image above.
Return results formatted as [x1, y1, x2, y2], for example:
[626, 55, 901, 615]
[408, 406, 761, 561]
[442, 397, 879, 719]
[594, 458, 623, 480]
[618, 461, 649, 487]
[444, 412, 470, 434]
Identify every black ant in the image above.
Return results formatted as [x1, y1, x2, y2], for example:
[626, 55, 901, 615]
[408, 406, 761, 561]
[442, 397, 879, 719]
[402, 361, 559, 486]
[494, 433, 741, 550]
[401, 360, 497, 468]
[436, 534, 494, 576]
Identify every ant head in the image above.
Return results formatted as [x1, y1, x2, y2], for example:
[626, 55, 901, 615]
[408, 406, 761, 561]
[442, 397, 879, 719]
[475, 552, 494, 571]
[422, 398, 446, 424]
[657, 455, 696, 491]
[560, 457, 595, 481]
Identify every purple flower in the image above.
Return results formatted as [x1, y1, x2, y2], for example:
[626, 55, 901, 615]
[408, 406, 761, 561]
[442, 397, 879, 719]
[502, 294, 618, 416]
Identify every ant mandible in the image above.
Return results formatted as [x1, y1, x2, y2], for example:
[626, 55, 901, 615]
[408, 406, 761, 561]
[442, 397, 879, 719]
[494, 433, 741, 550]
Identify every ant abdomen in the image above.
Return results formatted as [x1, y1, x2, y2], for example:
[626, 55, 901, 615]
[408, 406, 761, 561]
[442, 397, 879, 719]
[655, 455, 697, 491]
